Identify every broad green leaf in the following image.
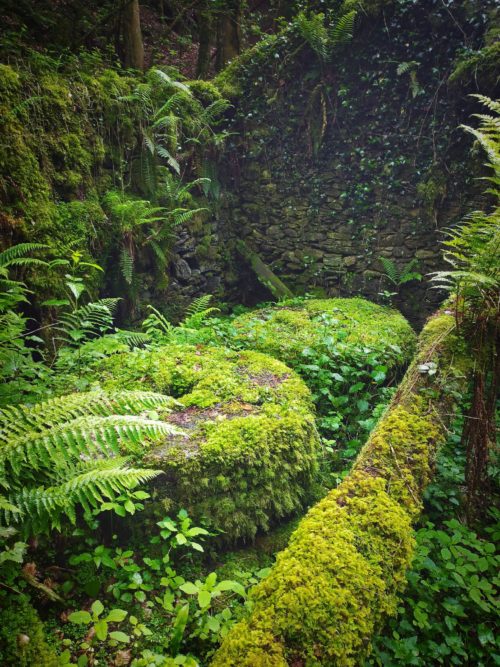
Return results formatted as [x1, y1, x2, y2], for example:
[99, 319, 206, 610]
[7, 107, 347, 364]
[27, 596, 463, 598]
[179, 582, 199, 595]
[91, 600, 104, 617]
[68, 610, 91, 624]
[109, 631, 130, 643]
[198, 589, 211, 608]
[94, 619, 108, 641]
[105, 608, 128, 622]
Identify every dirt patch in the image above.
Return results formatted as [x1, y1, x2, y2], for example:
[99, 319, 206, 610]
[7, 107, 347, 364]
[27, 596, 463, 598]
[236, 367, 288, 388]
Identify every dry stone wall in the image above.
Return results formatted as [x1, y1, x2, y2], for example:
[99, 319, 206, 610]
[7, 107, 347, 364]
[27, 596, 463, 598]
[200, 0, 498, 324]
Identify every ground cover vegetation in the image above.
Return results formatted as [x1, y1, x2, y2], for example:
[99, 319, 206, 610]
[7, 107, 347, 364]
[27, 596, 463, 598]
[0, 0, 499, 666]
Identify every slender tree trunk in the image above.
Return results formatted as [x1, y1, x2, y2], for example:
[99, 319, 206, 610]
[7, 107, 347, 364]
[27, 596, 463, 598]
[464, 328, 499, 524]
[123, 0, 144, 71]
[215, 0, 242, 71]
[196, 3, 212, 79]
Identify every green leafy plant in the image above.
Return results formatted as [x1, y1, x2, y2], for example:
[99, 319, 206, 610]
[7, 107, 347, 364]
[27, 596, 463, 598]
[296, 312, 398, 446]
[68, 599, 129, 646]
[0, 244, 53, 405]
[396, 60, 422, 98]
[294, 10, 356, 63]
[379, 257, 422, 288]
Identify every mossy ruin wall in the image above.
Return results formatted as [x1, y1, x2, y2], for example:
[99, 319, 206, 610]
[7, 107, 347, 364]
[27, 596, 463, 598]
[209, 0, 499, 323]
[1, 2, 498, 321]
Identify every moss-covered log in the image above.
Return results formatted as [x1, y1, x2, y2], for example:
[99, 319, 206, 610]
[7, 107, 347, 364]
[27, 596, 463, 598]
[211, 312, 471, 665]
[84, 344, 319, 542]
[236, 239, 294, 299]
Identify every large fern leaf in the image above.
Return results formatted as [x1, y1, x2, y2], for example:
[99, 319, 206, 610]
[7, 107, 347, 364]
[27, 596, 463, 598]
[0, 244, 49, 268]
[0, 390, 177, 443]
[6, 459, 162, 532]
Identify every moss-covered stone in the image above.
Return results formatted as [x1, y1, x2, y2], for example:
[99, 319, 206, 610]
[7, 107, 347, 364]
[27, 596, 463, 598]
[230, 297, 416, 369]
[211, 312, 470, 665]
[0, 595, 59, 667]
[84, 344, 319, 542]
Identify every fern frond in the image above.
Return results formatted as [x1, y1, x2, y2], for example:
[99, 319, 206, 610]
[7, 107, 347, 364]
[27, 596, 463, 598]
[7, 461, 162, 531]
[330, 10, 356, 47]
[149, 239, 169, 268]
[56, 299, 118, 346]
[142, 306, 174, 338]
[469, 94, 500, 114]
[170, 207, 207, 226]
[396, 60, 418, 76]
[153, 69, 192, 95]
[0, 244, 49, 268]
[184, 295, 213, 319]
[114, 330, 151, 348]
[201, 99, 232, 124]
[1, 414, 181, 476]
[0, 390, 177, 443]
[120, 247, 134, 285]
[379, 257, 400, 285]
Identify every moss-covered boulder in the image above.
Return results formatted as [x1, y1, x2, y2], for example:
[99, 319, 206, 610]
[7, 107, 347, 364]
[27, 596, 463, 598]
[230, 298, 416, 369]
[87, 344, 319, 542]
[0, 595, 59, 667]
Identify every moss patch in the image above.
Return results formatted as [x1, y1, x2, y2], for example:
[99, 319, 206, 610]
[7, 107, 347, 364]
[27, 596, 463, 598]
[0, 595, 59, 667]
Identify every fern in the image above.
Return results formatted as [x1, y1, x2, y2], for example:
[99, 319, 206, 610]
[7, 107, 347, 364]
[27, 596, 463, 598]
[120, 247, 134, 285]
[10, 460, 161, 532]
[329, 10, 356, 46]
[142, 305, 174, 339]
[114, 330, 151, 348]
[0, 390, 182, 534]
[56, 299, 119, 347]
[183, 295, 219, 328]
[0, 244, 49, 269]
[379, 257, 421, 287]
[295, 9, 356, 62]
[431, 96, 500, 325]
[0, 389, 177, 442]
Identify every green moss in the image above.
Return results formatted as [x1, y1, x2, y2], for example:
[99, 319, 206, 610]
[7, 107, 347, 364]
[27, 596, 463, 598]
[230, 297, 416, 369]
[417, 170, 447, 216]
[448, 42, 500, 90]
[0, 595, 59, 667]
[211, 313, 471, 665]
[188, 79, 223, 105]
[0, 55, 139, 303]
[214, 34, 278, 99]
[77, 344, 319, 542]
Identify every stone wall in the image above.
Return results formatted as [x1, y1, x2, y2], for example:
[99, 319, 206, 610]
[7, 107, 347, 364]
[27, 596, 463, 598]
[198, 0, 498, 324]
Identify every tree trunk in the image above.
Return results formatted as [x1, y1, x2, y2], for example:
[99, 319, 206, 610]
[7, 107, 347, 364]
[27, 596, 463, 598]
[196, 3, 212, 79]
[123, 0, 144, 71]
[464, 329, 499, 524]
[215, 0, 242, 71]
